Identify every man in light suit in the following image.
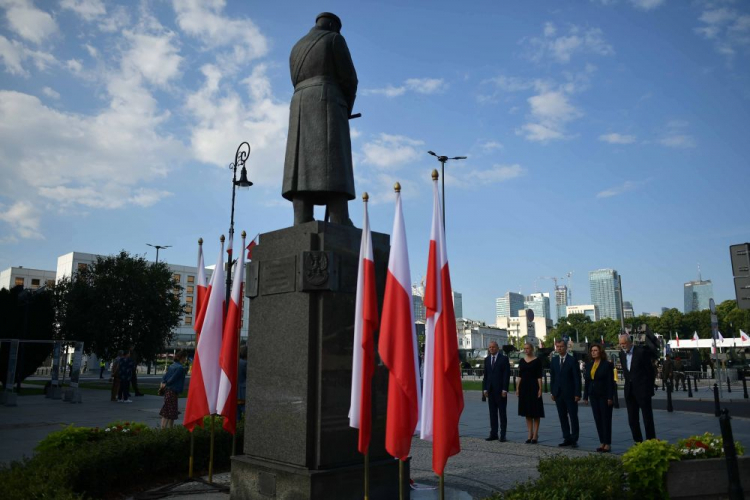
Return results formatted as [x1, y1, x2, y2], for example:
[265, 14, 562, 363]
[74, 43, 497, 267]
[619, 333, 657, 442]
[482, 341, 511, 442]
[550, 339, 581, 447]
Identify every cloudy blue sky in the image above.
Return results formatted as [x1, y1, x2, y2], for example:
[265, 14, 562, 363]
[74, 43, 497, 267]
[1, 0, 748, 323]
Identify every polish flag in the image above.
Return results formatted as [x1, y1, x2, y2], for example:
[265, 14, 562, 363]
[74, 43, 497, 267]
[693, 332, 700, 342]
[184, 239, 226, 431]
[348, 198, 379, 454]
[601, 335, 604, 345]
[379, 187, 421, 461]
[194, 240, 209, 340]
[226, 232, 233, 257]
[246, 234, 259, 260]
[217, 234, 246, 434]
[741, 330, 750, 342]
[420, 175, 464, 477]
[675, 332, 680, 347]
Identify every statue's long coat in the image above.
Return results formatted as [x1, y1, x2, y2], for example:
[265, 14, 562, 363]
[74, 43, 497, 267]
[282, 27, 358, 203]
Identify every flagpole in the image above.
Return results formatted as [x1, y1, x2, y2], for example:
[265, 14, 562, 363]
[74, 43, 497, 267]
[209, 414, 216, 483]
[364, 451, 370, 500]
[232, 231, 247, 457]
[188, 431, 195, 478]
[439, 473, 445, 500]
[399, 459, 404, 500]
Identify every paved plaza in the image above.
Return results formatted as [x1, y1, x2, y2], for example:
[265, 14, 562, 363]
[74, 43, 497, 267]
[1, 376, 749, 499]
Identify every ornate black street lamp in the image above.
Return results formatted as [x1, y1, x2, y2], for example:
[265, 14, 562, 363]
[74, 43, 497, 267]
[225, 142, 253, 309]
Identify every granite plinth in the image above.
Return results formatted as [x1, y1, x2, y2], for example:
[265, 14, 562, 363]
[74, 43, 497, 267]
[232, 221, 399, 499]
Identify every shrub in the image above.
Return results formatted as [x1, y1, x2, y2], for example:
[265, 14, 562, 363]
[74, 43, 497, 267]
[621, 440, 680, 500]
[494, 454, 626, 500]
[0, 419, 243, 499]
[676, 432, 745, 460]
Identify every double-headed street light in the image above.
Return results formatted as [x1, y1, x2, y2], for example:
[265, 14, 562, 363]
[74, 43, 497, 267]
[226, 142, 253, 306]
[427, 151, 467, 229]
[146, 243, 171, 263]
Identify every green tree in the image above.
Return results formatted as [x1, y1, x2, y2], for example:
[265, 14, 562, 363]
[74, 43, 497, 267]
[55, 251, 183, 363]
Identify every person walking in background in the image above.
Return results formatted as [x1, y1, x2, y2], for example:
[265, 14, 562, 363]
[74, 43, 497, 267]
[159, 351, 187, 429]
[99, 359, 106, 379]
[582, 344, 614, 452]
[550, 339, 581, 448]
[237, 346, 248, 421]
[482, 341, 511, 442]
[661, 355, 674, 391]
[516, 342, 544, 444]
[117, 350, 134, 403]
[619, 333, 657, 442]
[109, 350, 123, 402]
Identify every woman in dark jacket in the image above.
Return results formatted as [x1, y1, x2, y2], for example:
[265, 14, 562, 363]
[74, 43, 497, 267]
[159, 350, 187, 429]
[582, 344, 614, 452]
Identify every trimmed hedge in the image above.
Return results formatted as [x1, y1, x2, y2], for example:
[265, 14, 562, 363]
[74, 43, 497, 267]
[488, 454, 627, 500]
[0, 418, 243, 500]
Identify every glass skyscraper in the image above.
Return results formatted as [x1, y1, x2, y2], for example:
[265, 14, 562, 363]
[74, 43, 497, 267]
[496, 292, 525, 318]
[683, 280, 713, 313]
[525, 292, 551, 319]
[589, 269, 623, 321]
[555, 285, 569, 322]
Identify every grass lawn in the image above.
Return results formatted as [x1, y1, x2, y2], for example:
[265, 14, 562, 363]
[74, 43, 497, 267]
[22, 379, 189, 398]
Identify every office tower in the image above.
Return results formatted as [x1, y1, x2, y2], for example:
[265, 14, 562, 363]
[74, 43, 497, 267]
[555, 285, 568, 321]
[452, 290, 463, 319]
[589, 269, 623, 321]
[496, 291, 525, 318]
[412, 284, 426, 322]
[683, 280, 714, 313]
[623, 301, 635, 318]
[525, 292, 551, 319]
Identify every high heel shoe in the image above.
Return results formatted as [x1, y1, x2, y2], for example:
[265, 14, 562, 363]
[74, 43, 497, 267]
[525, 438, 532, 444]
[531, 439, 537, 444]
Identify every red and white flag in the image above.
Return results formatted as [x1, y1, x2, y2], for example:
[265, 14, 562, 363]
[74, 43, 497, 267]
[718, 331, 724, 342]
[194, 241, 209, 339]
[184, 239, 226, 431]
[348, 200, 379, 454]
[246, 233, 258, 260]
[741, 330, 749, 342]
[675, 332, 680, 347]
[217, 234, 246, 434]
[693, 332, 699, 342]
[420, 177, 464, 477]
[226, 233, 233, 257]
[379, 188, 421, 461]
[600, 335, 604, 345]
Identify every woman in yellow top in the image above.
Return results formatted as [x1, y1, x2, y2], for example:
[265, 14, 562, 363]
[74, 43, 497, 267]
[581, 344, 614, 452]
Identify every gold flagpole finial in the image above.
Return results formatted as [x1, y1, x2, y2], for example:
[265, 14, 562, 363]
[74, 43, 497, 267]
[198, 237, 203, 245]
[241, 230, 246, 238]
[432, 169, 439, 180]
[394, 182, 401, 193]
[220, 234, 225, 243]
[363, 192, 369, 203]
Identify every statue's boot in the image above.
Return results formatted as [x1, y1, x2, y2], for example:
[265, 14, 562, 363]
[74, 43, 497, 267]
[293, 197, 314, 225]
[328, 196, 353, 226]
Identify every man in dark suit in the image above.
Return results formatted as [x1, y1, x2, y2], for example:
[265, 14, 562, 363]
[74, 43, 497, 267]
[550, 339, 581, 447]
[619, 333, 657, 442]
[482, 341, 510, 442]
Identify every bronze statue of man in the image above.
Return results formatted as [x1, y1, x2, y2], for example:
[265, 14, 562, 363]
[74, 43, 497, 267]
[282, 12, 358, 226]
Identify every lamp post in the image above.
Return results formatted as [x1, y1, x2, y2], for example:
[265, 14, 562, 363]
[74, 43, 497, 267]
[146, 244, 171, 263]
[427, 151, 466, 229]
[225, 142, 253, 306]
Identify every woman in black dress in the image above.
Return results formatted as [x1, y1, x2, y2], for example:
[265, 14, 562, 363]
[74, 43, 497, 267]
[516, 342, 544, 443]
[581, 344, 614, 452]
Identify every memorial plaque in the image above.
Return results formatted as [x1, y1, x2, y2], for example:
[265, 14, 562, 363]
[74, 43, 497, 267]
[246, 261, 259, 298]
[260, 256, 296, 295]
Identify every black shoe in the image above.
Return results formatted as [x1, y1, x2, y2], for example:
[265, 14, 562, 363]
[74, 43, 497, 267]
[571, 442, 579, 448]
[485, 436, 498, 441]
[531, 439, 538, 444]
[525, 439, 532, 444]
[558, 441, 572, 447]
[499, 437, 508, 442]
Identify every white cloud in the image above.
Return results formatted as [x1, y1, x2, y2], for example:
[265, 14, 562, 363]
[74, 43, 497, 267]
[525, 23, 614, 64]
[518, 122, 565, 142]
[361, 134, 424, 169]
[184, 63, 289, 187]
[518, 90, 582, 142]
[465, 164, 525, 184]
[599, 133, 636, 144]
[41, 86, 59, 99]
[121, 30, 182, 87]
[0, 34, 56, 75]
[695, 7, 750, 60]
[596, 180, 638, 198]
[66, 58, 82, 73]
[479, 140, 503, 152]
[629, 0, 665, 11]
[364, 77, 447, 98]
[171, 0, 268, 66]
[60, 0, 106, 21]
[659, 134, 695, 148]
[0, 200, 43, 239]
[2, 0, 58, 45]
[350, 127, 361, 139]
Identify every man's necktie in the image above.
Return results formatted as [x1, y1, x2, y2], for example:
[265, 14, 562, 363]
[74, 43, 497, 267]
[492, 355, 496, 367]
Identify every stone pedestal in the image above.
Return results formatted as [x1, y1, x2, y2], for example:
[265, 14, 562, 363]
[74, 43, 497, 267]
[231, 222, 404, 500]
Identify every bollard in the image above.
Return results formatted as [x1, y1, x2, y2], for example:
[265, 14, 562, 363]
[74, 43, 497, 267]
[613, 381, 620, 409]
[687, 374, 693, 398]
[714, 384, 721, 417]
[719, 409, 745, 500]
[694, 374, 698, 393]
[727, 371, 732, 393]
[742, 371, 748, 400]
[667, 380, 674, 412]
[543, 371, 548, 393]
